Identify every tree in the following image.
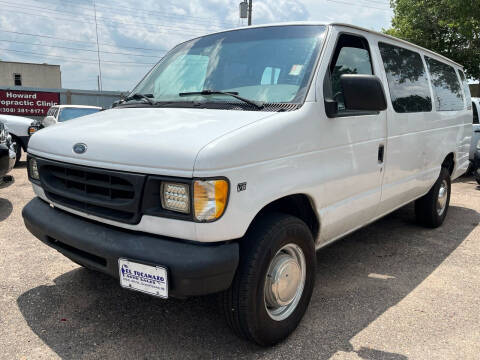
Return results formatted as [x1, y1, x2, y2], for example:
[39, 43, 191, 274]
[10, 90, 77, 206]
[385, 0, 480, 82]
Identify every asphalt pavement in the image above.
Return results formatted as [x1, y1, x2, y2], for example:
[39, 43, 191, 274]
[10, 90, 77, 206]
[1, 156, 479, 359]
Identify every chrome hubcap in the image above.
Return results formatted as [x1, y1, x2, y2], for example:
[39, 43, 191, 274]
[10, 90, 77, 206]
[264, 243, 306, 321]
[437, 180, 448, 216]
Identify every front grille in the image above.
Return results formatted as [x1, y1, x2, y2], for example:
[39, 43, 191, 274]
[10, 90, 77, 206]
[38, 158, 146, 224]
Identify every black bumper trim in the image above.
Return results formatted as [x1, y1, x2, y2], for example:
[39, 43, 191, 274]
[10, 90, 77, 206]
[22, 197, 239, 297]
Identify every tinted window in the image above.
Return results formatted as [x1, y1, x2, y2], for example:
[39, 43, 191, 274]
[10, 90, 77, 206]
[329, 34, 373, 112]
[58, 108, 100, 122]
[473, 102, 479, 124]
[379, 43, 432, 113]
[458, 70, 472, 107]
[425, 57, 464, 111]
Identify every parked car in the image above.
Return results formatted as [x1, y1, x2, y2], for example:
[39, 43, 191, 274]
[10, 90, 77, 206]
[42, 105, 102, 127]
[0, 114, 39, 165]
[474, 151, 480, 184]
[469, 97, 480, 170]
[0, 122, 16, 187]
[23, 23, 472, 346]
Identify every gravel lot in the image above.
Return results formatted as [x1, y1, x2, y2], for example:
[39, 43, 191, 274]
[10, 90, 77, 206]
[1, 156, 479, 359]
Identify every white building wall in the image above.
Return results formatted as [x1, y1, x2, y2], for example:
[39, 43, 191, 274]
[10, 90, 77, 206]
[0, 61, 61, 88]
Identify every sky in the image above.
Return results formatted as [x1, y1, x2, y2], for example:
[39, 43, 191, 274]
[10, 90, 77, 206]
[0, 0, 393, 92]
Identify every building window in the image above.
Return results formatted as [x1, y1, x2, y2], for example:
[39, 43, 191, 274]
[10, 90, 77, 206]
[14, 73, 22, 86]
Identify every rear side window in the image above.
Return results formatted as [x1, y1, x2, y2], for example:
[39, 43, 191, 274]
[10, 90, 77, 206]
[425, 57, 464, 111]
[328, 34, 373, 112]
[458, 70, 472, 107]
[473, 102, 479, 124]
[378, 42, 431, 113]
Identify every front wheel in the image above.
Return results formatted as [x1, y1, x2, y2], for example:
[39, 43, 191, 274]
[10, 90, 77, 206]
[415, 167, 451, 228]
[475, 167, 480, 185]
[220, 213, 316, 346]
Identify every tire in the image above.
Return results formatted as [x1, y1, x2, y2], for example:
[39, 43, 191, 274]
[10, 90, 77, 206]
[475, 168, 480, 185]
[220, 213, 316, 346]
[415, 167, 451, 228]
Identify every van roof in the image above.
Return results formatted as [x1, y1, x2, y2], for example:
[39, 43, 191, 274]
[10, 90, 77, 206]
[196, 22, 463, 69]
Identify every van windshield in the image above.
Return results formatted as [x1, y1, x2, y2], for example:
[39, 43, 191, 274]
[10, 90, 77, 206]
[131, 25, 326, 108]
[58, 108, 100, 122]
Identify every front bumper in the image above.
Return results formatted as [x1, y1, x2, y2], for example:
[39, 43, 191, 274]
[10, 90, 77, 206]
[0, 143, 16, 177]
[22, 197, 239, 298]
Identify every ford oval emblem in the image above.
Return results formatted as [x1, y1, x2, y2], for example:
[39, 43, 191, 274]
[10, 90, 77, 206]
[73, 143, 87, 154]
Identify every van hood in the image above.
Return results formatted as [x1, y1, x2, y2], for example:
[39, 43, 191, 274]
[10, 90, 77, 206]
[0, 114, 34, 137]
[28, 107, 277, 176]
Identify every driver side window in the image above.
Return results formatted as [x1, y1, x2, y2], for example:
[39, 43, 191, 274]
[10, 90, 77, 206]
[326, 34, 373, 113]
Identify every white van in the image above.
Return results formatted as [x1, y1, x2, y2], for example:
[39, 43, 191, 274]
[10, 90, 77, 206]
[0, 114, 38, 165]
[470, 97, 480, 163]
[23, 23, 472, 345]
[42, 105, 102, 127]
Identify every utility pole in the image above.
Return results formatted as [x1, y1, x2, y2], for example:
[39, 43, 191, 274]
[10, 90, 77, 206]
[248, 0, 252, 26]
[93, 0, 102, 91]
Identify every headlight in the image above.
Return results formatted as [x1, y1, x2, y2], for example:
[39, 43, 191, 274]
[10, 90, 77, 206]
[28, 126, 38, 136]
[477, 139, 480, 149]
[193, 179, 229, 221]
[161, 182, 190, 213]
[29, 157, 40, 180]
[28, 120, 42, 136]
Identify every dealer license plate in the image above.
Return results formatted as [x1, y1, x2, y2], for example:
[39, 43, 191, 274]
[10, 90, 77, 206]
[118, 258, 168, 298]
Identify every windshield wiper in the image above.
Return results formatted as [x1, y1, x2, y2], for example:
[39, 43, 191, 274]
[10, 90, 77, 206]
[120, 93, 155, 105]
[179, 90, 264, 109]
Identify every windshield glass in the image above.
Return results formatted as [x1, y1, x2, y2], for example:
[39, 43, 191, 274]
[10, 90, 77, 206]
[58, 108, 100, 122]
[131, 25, 326, 105]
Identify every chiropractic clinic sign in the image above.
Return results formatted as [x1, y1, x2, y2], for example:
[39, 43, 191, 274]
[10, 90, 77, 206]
[0, 90, 60, 116]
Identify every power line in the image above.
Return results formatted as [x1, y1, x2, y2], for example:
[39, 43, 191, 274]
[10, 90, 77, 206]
[0, 1, 226, 34]
[361, 0, 390, 4]
[23, 0, 235, 27]
[325, 0, 392, 11]
[2, 0, 226, 32]
[0, 48, 156, 66]
[0, 38, 163, 57]
[0, 29, 167, 52]
[0, 4, 212, 36]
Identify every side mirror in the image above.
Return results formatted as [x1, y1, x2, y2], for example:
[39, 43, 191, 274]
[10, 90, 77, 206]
[340, 74, 387, 112]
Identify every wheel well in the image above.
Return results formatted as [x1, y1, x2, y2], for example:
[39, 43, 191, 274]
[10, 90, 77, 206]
[254, 194, 319, 240]
[9, 134, 25, 151]
[442, 153, 455, 175]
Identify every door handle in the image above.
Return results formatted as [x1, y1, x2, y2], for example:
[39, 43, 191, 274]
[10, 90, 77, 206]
[378, 144, 385, 164]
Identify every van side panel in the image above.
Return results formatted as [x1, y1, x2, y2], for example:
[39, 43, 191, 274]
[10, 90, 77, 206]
[372, 37, 471, 215]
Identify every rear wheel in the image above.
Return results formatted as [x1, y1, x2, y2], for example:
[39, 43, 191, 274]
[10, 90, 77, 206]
[415, 167, 451, 228]
[220, 213, 316, 346]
